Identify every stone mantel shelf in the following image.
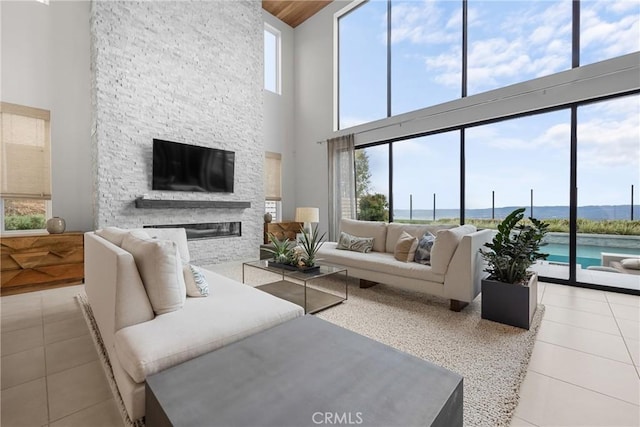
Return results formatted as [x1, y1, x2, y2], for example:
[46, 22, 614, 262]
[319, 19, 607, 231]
[134, 198, 251, 209]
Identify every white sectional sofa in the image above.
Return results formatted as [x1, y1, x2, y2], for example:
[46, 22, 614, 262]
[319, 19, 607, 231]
[84, 228, 303, 422]
[317, 219, 492, 311]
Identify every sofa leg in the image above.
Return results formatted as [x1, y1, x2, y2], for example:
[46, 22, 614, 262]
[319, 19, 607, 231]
[359, 279, 378, 289]
[449, 299, 468, 312]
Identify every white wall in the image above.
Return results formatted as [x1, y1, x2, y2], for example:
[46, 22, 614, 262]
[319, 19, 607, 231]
[262, 10, 297, 221]
[293, 1, 350, 238]
[1, 0, 92, 232]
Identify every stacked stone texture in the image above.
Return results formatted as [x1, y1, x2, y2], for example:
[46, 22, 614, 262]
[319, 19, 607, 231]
[91, 0, 264, 264]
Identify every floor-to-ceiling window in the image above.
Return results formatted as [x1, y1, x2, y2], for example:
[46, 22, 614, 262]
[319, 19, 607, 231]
[580, 0, 640, 66]
[355, 145, 390, 221]
[467, 0, 572, 95]
[576, 94, 640, 290]
[466, 111, 572, 280]
[393, 132, 459, 223]
[390, 1, 462, 115]
[338, 1, 388, 129]
[337, 0, 639, 293]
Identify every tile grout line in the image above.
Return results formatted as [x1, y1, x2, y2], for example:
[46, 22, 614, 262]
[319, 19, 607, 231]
[511, 414, 542, 427]
[541, 317, 623, 337]
[542, 301, 614, 318]
[527, 369, 640, 408]
[535, 337, 635, 366]
[606, 293, 640, 380]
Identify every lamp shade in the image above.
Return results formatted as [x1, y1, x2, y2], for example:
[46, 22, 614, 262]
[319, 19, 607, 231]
[295, 207, 319, 223]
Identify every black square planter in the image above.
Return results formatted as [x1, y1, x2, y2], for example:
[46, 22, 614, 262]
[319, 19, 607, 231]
[481, 273, 538, 330]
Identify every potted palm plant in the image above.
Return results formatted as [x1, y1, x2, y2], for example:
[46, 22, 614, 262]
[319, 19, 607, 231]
[297, 224, 326, 268]
[264, 227, 326, 272]
[263, 232, 294, 264]
[480, 207, 549, 329]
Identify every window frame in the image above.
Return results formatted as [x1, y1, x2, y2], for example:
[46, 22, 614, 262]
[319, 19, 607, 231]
[264, 23, 282, 95]
[0, 198, 52, 236]
[0, 102, 53, 235]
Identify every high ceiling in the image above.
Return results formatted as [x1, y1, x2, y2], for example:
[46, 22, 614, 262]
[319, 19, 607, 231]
[262, 0, 333, 28]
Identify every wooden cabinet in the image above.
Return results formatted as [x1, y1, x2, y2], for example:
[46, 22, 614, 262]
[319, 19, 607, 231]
[263, 222, 303, 244]
[1, 232, 84, 296]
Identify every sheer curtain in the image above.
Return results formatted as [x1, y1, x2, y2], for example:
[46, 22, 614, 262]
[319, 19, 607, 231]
[327, 134, 356, 241]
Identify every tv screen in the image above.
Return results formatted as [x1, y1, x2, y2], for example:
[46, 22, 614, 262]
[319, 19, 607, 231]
[152, 139, 234, 193]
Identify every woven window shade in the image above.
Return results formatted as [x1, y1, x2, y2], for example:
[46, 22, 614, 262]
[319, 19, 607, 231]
[0, 103, 51, 200]
[265, 151, 282, 201]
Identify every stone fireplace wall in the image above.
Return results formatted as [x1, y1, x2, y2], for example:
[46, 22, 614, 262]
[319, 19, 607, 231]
[90, 0, 263, 264]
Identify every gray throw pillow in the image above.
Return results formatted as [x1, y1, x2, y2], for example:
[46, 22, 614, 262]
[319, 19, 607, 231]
[337, 231, 374, 253]
[414, 232, 435, 264]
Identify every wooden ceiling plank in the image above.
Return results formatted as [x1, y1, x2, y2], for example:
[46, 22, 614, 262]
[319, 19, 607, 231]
[263, 0, 333, 28]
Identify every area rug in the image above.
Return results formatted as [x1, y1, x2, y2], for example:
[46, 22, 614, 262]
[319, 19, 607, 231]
[214, 261, 544, 427]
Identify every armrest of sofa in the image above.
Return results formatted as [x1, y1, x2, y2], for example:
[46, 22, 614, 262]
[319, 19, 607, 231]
[84, 233, 154, 347]
[443, 229, 492, 303]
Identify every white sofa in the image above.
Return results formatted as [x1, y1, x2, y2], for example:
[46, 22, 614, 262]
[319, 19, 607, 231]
[84, 228, 303, 422]
[317, 219, 492, 311]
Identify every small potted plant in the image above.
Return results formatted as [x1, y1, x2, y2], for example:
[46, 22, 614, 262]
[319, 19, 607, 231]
[263, 232, 294, 265]
[479, 207, 549, 329]
[297, 224, 326, 268]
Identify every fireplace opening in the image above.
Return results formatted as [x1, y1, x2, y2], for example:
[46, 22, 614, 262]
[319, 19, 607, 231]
[145, 222, 241, 240]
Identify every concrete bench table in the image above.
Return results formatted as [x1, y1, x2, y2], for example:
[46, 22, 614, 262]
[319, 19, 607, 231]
[146, 315, 463, 427]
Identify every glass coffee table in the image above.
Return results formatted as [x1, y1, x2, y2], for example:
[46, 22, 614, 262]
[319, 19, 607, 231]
[242, 260, 348, 314]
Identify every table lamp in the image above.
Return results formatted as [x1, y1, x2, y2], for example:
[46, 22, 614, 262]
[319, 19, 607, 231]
[295, 207, 319, 236]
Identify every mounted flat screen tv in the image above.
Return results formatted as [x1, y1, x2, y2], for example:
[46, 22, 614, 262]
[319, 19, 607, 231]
[152, 139, 235, 193]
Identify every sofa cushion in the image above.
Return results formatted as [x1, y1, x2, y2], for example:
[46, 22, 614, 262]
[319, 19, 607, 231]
[340, 219, 387, 253]
[430, 225, 477, 275]
[183, 264, 209, 297]
[114, 269, 303, 383]
[414, 233, 436, 265]
[337, 232, 374, 253]
[621, 258, 640, 270]
[318, 242, 444, 283]
[95, 226, 129, 246]
[122, 232, 187, 315]
[394, 231, 419, 262]
[134, 228, 190, 264]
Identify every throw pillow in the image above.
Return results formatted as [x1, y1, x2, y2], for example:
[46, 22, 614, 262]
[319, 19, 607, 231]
[620, 258, 640, 270]
[414, 232, 435, 265]
[394, 231, 419, 262]
[183, 264, 210, 297]
[336, 232, 374, 253]
[121, 232, 187, 315]
[430, 225, 477, 274]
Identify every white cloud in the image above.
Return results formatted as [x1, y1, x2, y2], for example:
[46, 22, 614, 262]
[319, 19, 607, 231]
[533, 123, 571, 149]
[423, 1, 574, 93]
[580, 0, 640, 62]
[390, 0, 460, 45]
[578, 98, 640, 168]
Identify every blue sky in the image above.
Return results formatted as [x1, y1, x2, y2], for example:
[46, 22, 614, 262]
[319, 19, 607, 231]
[339, 0, 640, 210]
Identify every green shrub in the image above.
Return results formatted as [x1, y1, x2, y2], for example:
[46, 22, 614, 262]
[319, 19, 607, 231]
[358, 193, 389, 222]
[5, 214, 46, 231]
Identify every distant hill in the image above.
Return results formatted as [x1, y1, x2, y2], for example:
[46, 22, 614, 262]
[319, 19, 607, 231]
[394, 205, 639, 221]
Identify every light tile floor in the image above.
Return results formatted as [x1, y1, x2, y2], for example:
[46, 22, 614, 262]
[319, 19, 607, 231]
[1, 281, 638, 427]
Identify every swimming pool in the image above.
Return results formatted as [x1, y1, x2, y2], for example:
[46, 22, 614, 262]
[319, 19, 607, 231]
[544, 243, 640, 268]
